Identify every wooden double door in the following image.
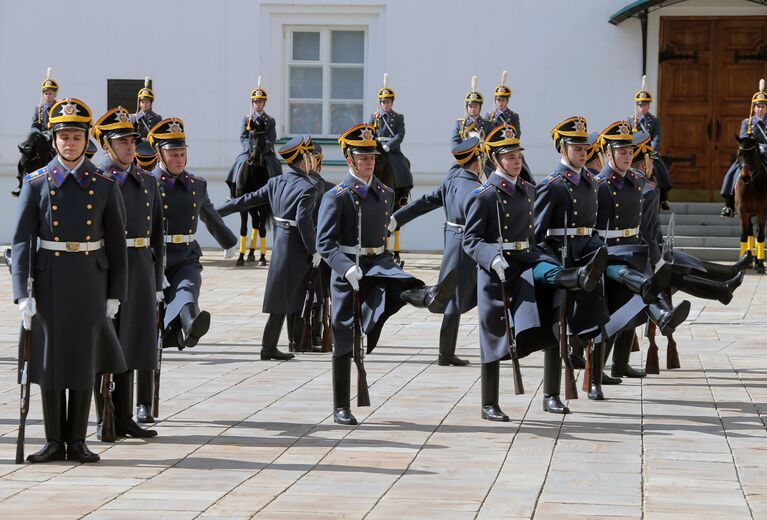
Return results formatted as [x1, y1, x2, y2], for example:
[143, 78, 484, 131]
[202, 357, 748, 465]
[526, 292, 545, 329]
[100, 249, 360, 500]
[659, 16, 767, 201]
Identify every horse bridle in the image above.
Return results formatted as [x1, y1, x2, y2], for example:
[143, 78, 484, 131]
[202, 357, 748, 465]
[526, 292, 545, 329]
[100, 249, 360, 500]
[738, 141, 761, 183]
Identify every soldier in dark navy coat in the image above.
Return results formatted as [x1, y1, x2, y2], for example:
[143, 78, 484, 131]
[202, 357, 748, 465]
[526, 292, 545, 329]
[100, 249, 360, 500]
[130, 77, 163, 139]
[148, 118, 238, 354]
[720, 80, 767, 217]
[535, 117, 612, 400]
[390, 137, 486, 367]
[463, 125, 608, 421]
[218, 136, 320, 360]
[12, 98, 128, 463]
[93, 107, 162, 437]
[317, 123, 457, 426]
[32, 68, 58, 132]
[452, 76, 495, 178]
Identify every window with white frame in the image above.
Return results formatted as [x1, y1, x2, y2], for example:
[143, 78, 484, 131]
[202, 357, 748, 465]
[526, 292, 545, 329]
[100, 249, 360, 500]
[286, 27, 366, 136]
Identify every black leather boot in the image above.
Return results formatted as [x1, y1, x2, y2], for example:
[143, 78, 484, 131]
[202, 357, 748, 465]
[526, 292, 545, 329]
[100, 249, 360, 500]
[136, 369, 155, 423]
[289, 313, 311, 353]
[616, 264, 672, 304]
[438, 314, 469, 366]
[27, 390, 66, 463]
[114, 371, 157, 438]
[136, 403, 155, 424]
[67, 390, 100, 463]
[481, 361, 509, 421]
[542, 347, 570, 414]
[162, 322, 185, 351]
[400, 269, 458, 313]
[554, 247, 608, 292]
[332, 356, 358, 425]
[600, 338, 622, 384]
[721, 195, 735, 218]
[179, 303, 211, 348]
[569, 336, 586, 369]
[611, 331, 646, 378]
[260, 314, 294, 360]
[588, 341, 605, 400]
[674, 273, 741, 305]
[647, 297, 690, 336]
[698, 252, 751, 281]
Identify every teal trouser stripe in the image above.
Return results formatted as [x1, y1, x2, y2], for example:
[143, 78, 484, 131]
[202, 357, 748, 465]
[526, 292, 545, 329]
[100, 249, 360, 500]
[604, 263, 626, 282]
[533, 261, 560, 287]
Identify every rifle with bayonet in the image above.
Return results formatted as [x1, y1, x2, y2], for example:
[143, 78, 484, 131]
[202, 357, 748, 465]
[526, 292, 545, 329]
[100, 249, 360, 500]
[560, 214, 578, 400]
[299, 264, 320, 351]
[152, 221, 168, 419]
[16, 238, 34, 464]
[646, 212, 679, 374]
[352, 199, 370, 407]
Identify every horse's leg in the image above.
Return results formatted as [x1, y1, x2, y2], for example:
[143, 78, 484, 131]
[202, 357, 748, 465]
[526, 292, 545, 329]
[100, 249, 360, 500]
[257, 208, 268, 266]
[236, 211, 247, 266]
[739, 208, 752, 267]
[756, 212, 766, 274]
[247, 208, 258, 262]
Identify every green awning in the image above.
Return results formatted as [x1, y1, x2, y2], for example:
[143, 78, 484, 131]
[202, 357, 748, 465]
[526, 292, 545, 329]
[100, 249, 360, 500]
[609, 0, 767, 25]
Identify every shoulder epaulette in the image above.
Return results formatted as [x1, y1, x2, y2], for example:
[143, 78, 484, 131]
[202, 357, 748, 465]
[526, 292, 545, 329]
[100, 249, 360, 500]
[596, 172, 608, 183]
[95, 171, 115, 182]
[473, 182, 492, 195]
[24, 167, 48, 182]
[188, 172, 205, 181]
[335, 182, 349, 196]
[380, 182, 393, 193]
[540, 173, 559, 185]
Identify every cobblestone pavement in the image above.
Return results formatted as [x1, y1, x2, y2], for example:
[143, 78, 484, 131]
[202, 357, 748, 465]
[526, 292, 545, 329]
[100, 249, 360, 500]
[0, 252, 766, 519]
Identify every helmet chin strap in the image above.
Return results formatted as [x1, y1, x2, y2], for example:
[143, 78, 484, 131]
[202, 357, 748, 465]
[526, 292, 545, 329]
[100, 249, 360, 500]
[158, 147, 187, 175]
[105, 138, 131, 169]
[53, 131, 87, 164]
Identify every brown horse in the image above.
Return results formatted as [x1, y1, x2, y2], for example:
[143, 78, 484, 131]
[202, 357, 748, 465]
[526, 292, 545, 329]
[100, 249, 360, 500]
[734, 135, 767, 274]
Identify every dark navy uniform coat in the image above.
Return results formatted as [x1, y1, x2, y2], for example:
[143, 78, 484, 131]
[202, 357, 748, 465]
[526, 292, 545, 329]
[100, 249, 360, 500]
[463, 173, 560, 363]
[12, 156, 128, 390]
[218, 168, 318, 314]
[486, 107, 522, 137]
[393, 166, 482, 314]
[131, 110, 163, 139]
[628, 113, 671, 190]
[100, 158, 164, 370]
[317, 172, 422, 357]
[152, 166, 237, 328]
[721, 116, 767, 196]
[452, 115, 495, 179]
[31, 103, 53, 132]
[370, 110, 413, 189]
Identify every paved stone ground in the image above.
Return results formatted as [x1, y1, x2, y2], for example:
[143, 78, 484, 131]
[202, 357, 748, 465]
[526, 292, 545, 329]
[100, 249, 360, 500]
[0, 252, 766, 519]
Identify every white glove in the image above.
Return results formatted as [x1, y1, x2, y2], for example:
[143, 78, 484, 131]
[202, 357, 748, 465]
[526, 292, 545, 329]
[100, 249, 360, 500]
[106, 299, 120, 319]
[344, 265, 363, 290]
[156, 291, 164, 303]
[491, 255, 509, 282]
[162, 275, 170, 289]
[383, 144, 390, 153]
[312, 252, 322, 267]
[19, 297, 36, 331]
[223, 245, 239, 260]
[387, 216, 398, 232]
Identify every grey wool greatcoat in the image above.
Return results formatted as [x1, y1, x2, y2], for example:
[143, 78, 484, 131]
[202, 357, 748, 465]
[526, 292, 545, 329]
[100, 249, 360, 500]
[99, 158, 164, 370]
[628, 113, 671, 191]
[217, 168, 318, 314]
[462, 172, 561, 364]
[309, 171, 337, 298]
[369, 110, 413, 189]
[317, 172, 423, 358]
[393, 166, 482, 315]
[534, 162, 609, 338]
[11, 156, 128, 390]
[152, 166, 237, 329]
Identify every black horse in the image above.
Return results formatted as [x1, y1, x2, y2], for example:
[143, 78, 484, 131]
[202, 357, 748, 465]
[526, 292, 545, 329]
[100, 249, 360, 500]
[734, 134, 767, 273]
[373, 142, 411, 266]
[13, 129, 54, 196]
[230, 123, 273, 266]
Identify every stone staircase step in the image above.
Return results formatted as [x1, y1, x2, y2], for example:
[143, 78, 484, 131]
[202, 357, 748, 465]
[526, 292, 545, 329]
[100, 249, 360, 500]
[675, 246, 742, 261]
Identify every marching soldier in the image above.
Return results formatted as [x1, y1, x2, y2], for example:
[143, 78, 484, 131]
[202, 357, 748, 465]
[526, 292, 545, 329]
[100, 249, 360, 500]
[629, 76, 672, 210]
[92, 106, 162, 438]
[721, 78, 767, 218]
[217, 136, 320, 360]
[12, 98, 128, 462]
[389, 137, 486, 366]
[534, 117, 611, 400]
[131, 77, 163, 139]
[32, 67, 58, 132]
[369, 73, 413, 262]
[462, 125, 608, 420]
[148, 118, 238, 357]
[317, 123, 457, 426]
[452, 76, 494, 181]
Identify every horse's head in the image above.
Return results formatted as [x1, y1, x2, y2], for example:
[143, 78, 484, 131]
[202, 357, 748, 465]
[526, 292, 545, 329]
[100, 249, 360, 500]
[18, 129, 53, 168]
[736, 134, 762, 184]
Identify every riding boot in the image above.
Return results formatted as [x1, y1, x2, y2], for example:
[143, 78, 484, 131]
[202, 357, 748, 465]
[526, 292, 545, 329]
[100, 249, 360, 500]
[27, 390, 66, 463]
[399, 269, 458, 313]
[114, 371, 157, 438]
[179, 302, 211, 348]
[438, 314, 469, 366]
[674, 273, 741, 305]
[553, 247, 608, 292]
[260, 314, 294, 360]
[660, 188, 671, 211]
[698, 252, 751, 281]
[332, 356, 358, 425]
[290, 313, 310, 353]
[481, 360, 509, 422]
[611, 331, 646, 378]
[569, 335, 586, 370]
[588, 341, 605, 400]
[542, 347, 570, 414]
[136, 369, 155, 423]
[721, 195, 735, 217]
[615, 264, 672, 304]
[66, 390, 100, 463]
[647, 297, 691, 337]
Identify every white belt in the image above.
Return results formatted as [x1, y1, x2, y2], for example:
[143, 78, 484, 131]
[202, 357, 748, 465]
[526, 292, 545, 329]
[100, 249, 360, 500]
[378, 136, 392, 144]
[274, 216, 297, 228]
[501, 240, 530, 251]
[598, 227, 639, 239]
[339, 245, 385, 256]
[39, 239, 103, 253]
[164, 234, 195, 244]
[126, 237, 150, 248]
[444, 221, 464, 233]
[546, 227, 593, 237]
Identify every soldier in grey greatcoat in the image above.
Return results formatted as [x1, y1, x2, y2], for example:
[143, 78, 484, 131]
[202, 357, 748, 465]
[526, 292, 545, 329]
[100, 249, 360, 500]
[12, 98, 128, 463]
[452, 77, 494, 180]
[317, 123, 457, 427]
[217, 136, 320, 360]
[130, 78, 163, 139]
[31, 68, 58, 133]
[389, 137, 486, 367]
[148, 118, 238, 360]
[93, 106, 162, 438]
[463, 125, 607, 421]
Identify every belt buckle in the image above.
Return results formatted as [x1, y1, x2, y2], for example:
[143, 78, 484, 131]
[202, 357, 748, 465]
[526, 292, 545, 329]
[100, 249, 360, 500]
[365, 247, 377, 255]
[622, 228, 633, 237]
[513, 241, 525, 251]
[576, 227, 589, 236]
[65, 242, 80, 253]
[172, 235, 184, 244]
[134, 237, 146, 247]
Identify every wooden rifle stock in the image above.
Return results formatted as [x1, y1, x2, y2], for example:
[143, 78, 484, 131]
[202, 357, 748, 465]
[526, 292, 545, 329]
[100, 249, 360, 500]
[499, 280, 524, 395]
[582, 340, 593, 393]
[561, 295, 578, 400]
[299, 266, 319, 351]
[100, 373, 116, 442]
[16, 237, 34, 464]
[353, 289, 370, 407]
